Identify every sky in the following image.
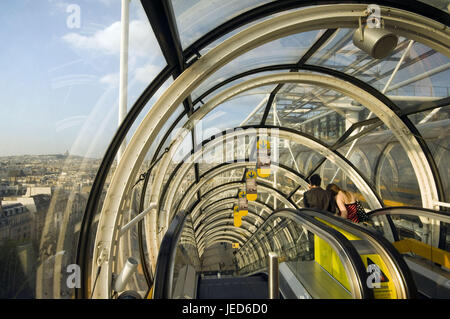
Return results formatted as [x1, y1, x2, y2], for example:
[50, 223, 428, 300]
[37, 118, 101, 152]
[0, 0, 262, 159]
[0, 0, 166, 158]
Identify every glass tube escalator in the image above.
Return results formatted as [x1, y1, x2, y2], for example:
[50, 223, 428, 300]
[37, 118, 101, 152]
[152, 208, 374, 299]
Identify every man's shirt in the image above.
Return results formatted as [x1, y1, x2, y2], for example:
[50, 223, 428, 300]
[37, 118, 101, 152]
[303, 187, 335, 212]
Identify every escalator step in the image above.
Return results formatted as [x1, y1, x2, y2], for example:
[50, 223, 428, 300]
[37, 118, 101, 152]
[197, 277, 268, 299]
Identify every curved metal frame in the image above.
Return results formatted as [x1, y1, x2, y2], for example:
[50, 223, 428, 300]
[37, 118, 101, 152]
[199, 237, 245, 255]
[198, 223, 253, 246]
[171, 70, 441, 210]
[163, 126, 381, 228]
[85, 5, 449, 298]
[190, 179, 298, 217]
[190, 182, 286, 219]
[156, 71, 442, 229]
[195, 209, 264, 234]
[198, 231, 249, 251]
[196, 212, 259, 237]
[194, 197, 273, 228]
[173, 160, 309, 216]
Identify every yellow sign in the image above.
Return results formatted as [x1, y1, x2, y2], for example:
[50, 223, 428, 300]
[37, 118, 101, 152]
[246, 169, 257, 179]
[246, 169, 257, 201]
[232, 243, 240, 249]
[257, 138, 271, 178]
[361, 254, 397, 299]
[238, 191, 248, 216]
[257, 139, 270, 150]
[233, 211, 242, 227]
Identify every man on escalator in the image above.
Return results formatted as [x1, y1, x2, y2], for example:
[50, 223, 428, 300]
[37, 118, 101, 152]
[303, 174, 336, 214]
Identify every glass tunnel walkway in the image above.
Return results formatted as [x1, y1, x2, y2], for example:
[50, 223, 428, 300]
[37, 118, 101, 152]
[31, 0, 450, 299]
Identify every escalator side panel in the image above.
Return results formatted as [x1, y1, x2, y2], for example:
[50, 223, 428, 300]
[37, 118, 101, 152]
[314, 234, 351, 292]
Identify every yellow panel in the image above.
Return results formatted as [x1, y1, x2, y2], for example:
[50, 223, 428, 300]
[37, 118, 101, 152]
[257, 168, 271, 178]
[393, 238, 450, 268]
[314, 235, 332, 272]
[233, 213, 242, 227]
[246, 193, 257, 201]
[315, 217, 361, 241]
[383, 199, 408, 207]
[147, 285, 153, 299]
[314, 235, 350, 291]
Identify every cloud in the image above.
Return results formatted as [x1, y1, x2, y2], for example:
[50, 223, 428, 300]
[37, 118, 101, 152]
[134, 64, 161, 84]
[62, 20, 157, 58]
[99, 0, 116, 6]
[62, 21, 121, 54]
[99, 63, 160, 87]
[100, 73, 120, 87]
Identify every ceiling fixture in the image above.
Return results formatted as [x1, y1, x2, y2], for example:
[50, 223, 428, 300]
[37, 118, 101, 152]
[353, 26, 398, 59]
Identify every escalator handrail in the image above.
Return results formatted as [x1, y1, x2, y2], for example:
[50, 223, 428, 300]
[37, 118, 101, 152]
[367, 206, 450, 223]
[152, 209, 189, 299]
[298, 208, 418, 299]
[238, 208, 373, 299]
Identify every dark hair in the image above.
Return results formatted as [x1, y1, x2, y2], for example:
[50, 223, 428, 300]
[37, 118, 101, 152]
[309, 174, 321, 187]
[326, 183, 341, 196]
[327, 183, 352, 199]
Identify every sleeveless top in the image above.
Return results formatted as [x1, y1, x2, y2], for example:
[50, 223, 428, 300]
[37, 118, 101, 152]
[344, 202, 359, 223]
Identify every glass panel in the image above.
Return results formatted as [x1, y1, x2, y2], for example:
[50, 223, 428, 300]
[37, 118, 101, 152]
[319, 159, 371, 211]
[408, 106, 450, 202]
[375, 142, 421, 207]
[0, 1, 166, 299]
[130, 77, 177, 161]
[276, 139, 313, 177]
[308, 28, 355, 70]
[170, 167, 197, 216]
[171, 216, 201, 298]
[310, 29, 450, 115]
[270, 84, 359, 146]
[146, 102, 185, 161]
[293, 148, 323, 177]
[171, 0, 275, 49]
[195, 91, 274, 143]
[193, 70, 284, 108]
[198, 168, 245, 195]
[191, 30, 324, 101]
[127, 1, 167, 106]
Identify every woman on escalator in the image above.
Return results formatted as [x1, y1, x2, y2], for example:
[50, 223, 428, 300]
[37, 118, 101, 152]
[326, 184, 361, 223]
